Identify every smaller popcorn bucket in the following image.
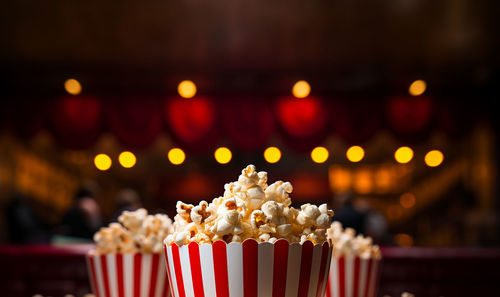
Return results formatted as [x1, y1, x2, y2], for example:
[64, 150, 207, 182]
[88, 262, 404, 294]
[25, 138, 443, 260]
[163, 239, 332, 297]
[86, 252, 171, 297]
[325, 257, 381, 297]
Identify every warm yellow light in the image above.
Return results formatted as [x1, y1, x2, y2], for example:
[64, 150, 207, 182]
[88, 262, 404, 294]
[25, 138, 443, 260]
[168, 148, 186, 165]
[292, 80, 311, 98]
[118, 151, 136, 168]
[400, 192, 416, 208]
[311, 146, 329, 163]
[264, 147, 281, 163]
[177, 80, 197, 98]
[64, 78, 82, 95]
[394, 146, 414, 164]
[346, 146, 365, 162]
[408, 79, 426, 96]
[94, 154, 112, 171]
[425, 150, 444, 167]
[214, 147, 232, 164]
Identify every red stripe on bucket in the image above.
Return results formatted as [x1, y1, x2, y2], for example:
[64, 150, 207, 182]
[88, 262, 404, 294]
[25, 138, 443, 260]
[242, 239, 258, 297]
[88, 256, 101, 297]
[116, 254, 125, 297]
[149, 254, 160, 297]
[134, 254, 142, 297]
[188, 242, 205, 297]
[171, 244, 186, 297]
[364, 259, 373, 297]
[325, 279, 332, 297]
[338, 257, 345, 297]
[315, 243, 330, 297]
[100, 255, 111, 297]
[212, 241, 230, 297]
[272, 239, 289, 297]
[297, 240, 314, 297]
[353, 257, 360, 297]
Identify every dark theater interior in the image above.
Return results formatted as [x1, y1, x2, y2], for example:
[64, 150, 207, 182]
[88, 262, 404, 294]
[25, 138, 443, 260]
[1, 1, 499, 296]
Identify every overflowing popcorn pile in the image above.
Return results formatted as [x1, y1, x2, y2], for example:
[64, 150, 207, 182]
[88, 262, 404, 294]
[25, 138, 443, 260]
[326, 221, 381, 259]
[93, 208, 173, 254]
[165, 165, 334, 246]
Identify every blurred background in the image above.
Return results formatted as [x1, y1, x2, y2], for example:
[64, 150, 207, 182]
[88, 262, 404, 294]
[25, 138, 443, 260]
[2, 0, 500, 296]
[0, 0, 499, 248]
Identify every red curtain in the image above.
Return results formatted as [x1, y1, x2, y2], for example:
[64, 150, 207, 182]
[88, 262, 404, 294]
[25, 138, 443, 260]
[386, 96, 435, 143]
[222, 98, 275, 149]
[276, 96, 329, 151]
[106, 98, 163, 149]
[164, 97, 218, 151]
[50, 96, 102, 149]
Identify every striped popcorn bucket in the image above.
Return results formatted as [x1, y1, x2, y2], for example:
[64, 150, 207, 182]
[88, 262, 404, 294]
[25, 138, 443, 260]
[325, 257, 381, 297]
[86, 252, 171, 297]
[163, 239, 332, 297]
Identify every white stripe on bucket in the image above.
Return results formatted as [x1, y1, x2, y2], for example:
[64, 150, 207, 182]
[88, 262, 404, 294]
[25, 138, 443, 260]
[227, 242, 244, 297]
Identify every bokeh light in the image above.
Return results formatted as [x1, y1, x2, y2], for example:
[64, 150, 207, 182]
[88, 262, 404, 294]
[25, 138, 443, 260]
[264, 146, 281, 163]
[400, 192, 416, 208]
[395, 233, 414, 247]
[311, 146, 329, 163]
[177, 80, 197, 98]
[168, 148, 186, 165]
[64, 78, 82, 95]
[346, 146, 365, 162]
[425, 150, 444, 167]
[292, 80, 311, 98]
[118, 151, 136, 168]
[214, 147, 232, 164]
[94, 154, 112, 171]
[408, 79, 426, 96]
[394, 146, 414, 164]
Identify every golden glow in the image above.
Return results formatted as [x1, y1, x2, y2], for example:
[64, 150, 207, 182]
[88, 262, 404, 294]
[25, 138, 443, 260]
[329, 165, 352, 192]
[346, 146, 365, 162]
[311, 146, 329, 163]
[64, 78, 82, 95]
[408, 79, 426, 96]
[353, 169, 372, 194]
[118, 151, 136, 168]
[292, 80, 311, 98]
[425, 150, 444, 167]
[168, 148, 186, 165]
[395, 233, 414, 247]
[264, 147, 282, 163]
[394, 146, 414, 164]
[214, 147, 232, 164]
[177, 80, 197, 98]
[400, 192, 416, 208]
[94, 154, 112, 171]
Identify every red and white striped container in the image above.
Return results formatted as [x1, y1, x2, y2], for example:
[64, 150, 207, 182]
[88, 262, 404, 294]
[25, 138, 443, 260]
[163, 239, 332, 297]
[86, 252, 171, 297]
[325, 257, 381, 297]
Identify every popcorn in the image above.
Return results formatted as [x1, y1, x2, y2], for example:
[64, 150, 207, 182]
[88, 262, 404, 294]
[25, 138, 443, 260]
[326, 221, 381, 259]
[165, 165, 335, 246]
[93, 208, 173, 254]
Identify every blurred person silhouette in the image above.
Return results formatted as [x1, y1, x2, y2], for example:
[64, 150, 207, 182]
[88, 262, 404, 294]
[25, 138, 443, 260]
[60, 184, 103, 239]
[333, 191, 366, 234]
[111, 188, 142, 222]
[5, 193, 51, 243]
[333, 191, 388, 242]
